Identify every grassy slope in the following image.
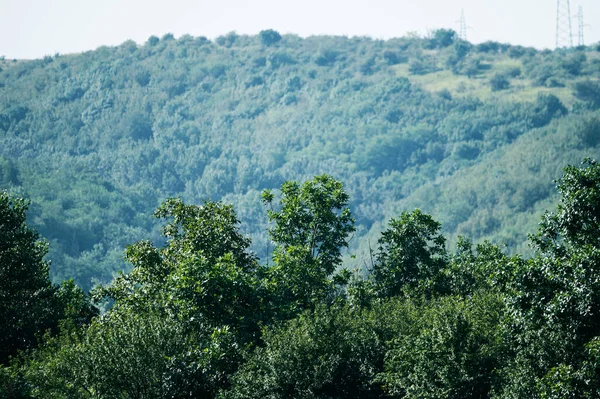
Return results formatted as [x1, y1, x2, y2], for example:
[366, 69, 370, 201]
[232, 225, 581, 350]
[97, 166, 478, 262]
[396, 53, 600, 104]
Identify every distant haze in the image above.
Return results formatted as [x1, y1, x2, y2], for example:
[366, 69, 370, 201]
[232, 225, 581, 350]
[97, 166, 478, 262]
[1, 0, 599, 59]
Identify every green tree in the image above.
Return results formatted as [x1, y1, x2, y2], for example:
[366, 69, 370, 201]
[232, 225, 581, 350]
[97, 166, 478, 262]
[408, 56, 439, 75]
[531, 93, 567, 128]
[378, 293, 506, 399]
[532, 159, 600, 253]
[100, 198, 261, 335]
[226, 304, 387, 399]
[29, 198, 262, 398]
[0, 191, 97, 397]
[437, 237, 507, 297]
[0, 191, 59, 365]
[262, 175, 355, 316]
[25, 310, 238, 399]
[0, 157, 19, 186]
[573, 80, 600, 109]
[263, 175, 355, 274]
[428, 29, 457, 48]
[499, 160, 600, 397]
[259, 29, 282, 46]
[372, 209, 447, 297]
[490, 73, 510, 91]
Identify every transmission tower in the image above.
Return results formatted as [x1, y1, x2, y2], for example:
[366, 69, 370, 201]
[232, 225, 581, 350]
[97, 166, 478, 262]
[556, 0, 573, 48]
[458, 9, 468, 41]
[576, 6, 589, 46]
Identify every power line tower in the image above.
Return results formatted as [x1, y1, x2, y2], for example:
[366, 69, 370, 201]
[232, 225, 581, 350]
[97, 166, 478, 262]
[556, 0, 573, 48]
[458, 9, 468, 41]
[576, 6, 589, 46]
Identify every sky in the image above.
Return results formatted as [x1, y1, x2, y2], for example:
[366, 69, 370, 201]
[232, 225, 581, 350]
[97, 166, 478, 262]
[1, 0, 599, 59]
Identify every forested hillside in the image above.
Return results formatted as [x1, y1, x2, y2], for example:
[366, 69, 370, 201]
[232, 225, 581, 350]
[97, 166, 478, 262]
[1, 29, 600, 289]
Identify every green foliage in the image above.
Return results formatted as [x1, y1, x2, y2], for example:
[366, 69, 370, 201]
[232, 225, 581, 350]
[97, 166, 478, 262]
[26, 311, 236, 398]
[0, 157, 19, 186]
[264, 175, 355, 274]
[531, 93, 567, 127]
[4, 160, 600, 397]
[438, 237, 507, 297]
[533, 159, 600, 252]
[0, 191, 57, 364]
[383, 50, 407, 65]
[259, 29, 282, 46]
[0, 190, 96, 399]
[16, 177, 356, 397]
[24, 197, 263, 398]
[100, 198, 261, 335]
[147, 35, 160, 46]
[573, 116, 600, 147]
[409, 55, 439, 75]
[315, 48, 339, 66]
[460, 56, 483, 77]
[445, 41, 473, 73]
[561, 53, 586, 76]
[476, 41, 503, 54]
[0, 364, 30, 399]
[573, 80, 600, 109]
[357, 134, 420, 174]
[124, 111, 153, 140]
[495, 160, 600, 398]
[428, 29, 458, 49]
[226, 304, 387, 399]
[373, 209, 447, 297]
[3, 34, 600, 398]
[1, 33, 597, 289]
[263, 175, 355, 317]
[508, 46, 528, 58]
[490, 73, 510, 91]
[378, 293, 506, 399]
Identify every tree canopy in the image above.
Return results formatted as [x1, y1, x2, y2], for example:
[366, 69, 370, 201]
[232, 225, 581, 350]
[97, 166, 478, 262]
[2, 162, 600, 397]
[0, 191, 96, 367]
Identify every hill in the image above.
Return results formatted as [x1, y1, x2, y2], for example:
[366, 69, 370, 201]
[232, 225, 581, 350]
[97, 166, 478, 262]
[1, 30, 599, 289]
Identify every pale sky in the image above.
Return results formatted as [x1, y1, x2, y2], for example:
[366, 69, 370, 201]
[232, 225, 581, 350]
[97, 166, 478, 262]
[1, 0, 599, 59]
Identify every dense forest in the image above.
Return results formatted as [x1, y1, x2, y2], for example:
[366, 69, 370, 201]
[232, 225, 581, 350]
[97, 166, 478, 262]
[1, 30, 599, 290]
[2, 159, 600, 398]
[2, 28, 600, 397]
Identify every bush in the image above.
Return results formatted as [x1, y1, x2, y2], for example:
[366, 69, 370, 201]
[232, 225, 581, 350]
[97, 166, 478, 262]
[476, 41, 501, 53]
[531, 93, 567, 127]
[490, 73, 510, 91]
[408, 56, 438, 75]
[259, 29, 281, 46]
[315, 49, 338, 66]
[383, 50, 407, 65]
[146, 35, 159, 46]
[508, 46, 526, 58]
[427, 29, 457, 49]
[562, 53, 586, 76]
[506, 66, 522, 78]
[573, 80, 600, 109]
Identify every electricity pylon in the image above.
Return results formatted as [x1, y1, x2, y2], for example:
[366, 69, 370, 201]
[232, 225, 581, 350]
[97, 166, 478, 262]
[556, 0, 573, 48]
[458, 9, 468, 41]
[576, 6, 591, 47]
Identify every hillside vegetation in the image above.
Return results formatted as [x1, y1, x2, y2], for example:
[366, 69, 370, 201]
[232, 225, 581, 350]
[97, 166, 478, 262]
[1, 30, 600, 289]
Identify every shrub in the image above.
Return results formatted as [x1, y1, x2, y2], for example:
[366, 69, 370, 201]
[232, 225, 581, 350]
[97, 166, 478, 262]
[490, 73, 510, 91]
